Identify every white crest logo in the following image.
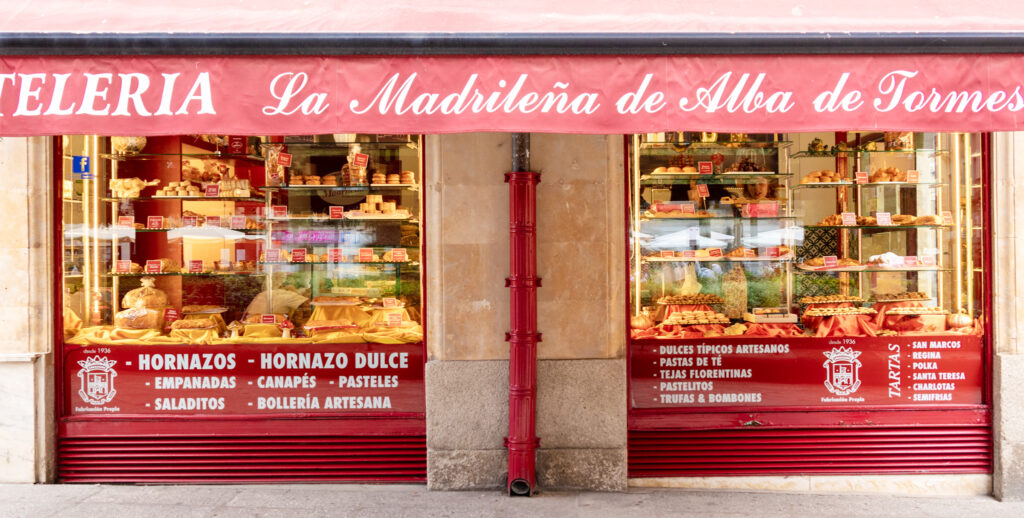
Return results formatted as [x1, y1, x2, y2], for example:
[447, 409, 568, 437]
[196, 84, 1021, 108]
[77, 356, 118, 405]
[823, 347, 862, 396]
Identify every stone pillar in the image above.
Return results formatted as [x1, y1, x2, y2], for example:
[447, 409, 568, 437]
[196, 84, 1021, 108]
[0, 137, 55, 483]
[993, 132, 1024, 500]
[424, 133, 626, 491]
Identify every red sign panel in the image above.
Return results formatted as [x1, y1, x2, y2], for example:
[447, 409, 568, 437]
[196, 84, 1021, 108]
[146, 216, 163, 229]
[696, 184, 709, 198]
[327, 248, 343, 262]
[630, 336, 983, 408]
[115, 260, 131, 274]
[329, 206, 345, 219]
[358, 248, 374, 262]
[228, 135, 247, 154]
[856, 171, 869, 184]
[118, 216, 134, 227]
[145, 260, 162, 273]
[278, 153, 293, 167]
[206, 216, 222, 227]
[291, 248, 306, 262]
[697, 161, 713, 174]
[230, 215, 246, 229]
[182, 216, 198, 227]
[188, 260, 203, 273]
[272, 205, 288, 218]
[65, 343, 424, 415]
[204, 184, 220, 197]
[352, 153, 369, 168]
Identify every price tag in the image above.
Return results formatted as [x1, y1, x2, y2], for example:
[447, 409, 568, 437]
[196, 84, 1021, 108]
[744, 248, 758, 258]
[386, 312, 403, 328]
[115, 260, 131, 273]
[708, 248, 723, 257]
[278, 152, 293, 167]
[877, 212, 893, 226]
[680, 203, 696, 214]
[261, 314, 277, 324]
[823, 256, 839, 268]
[696, 184, 709, 198]
[182, 216, 198, 227]
[698, 161, 713, 174]
[118, 216, 134, 227]
[856, 171, 869, 184]
[146, 216, 164, 229]
[352, 153, 369, 168]
[904, 256, 919, 267]
[329, 206, 345, 219]
[920, 255, 937, 267]
[358, 248, 374, 262]
[228, 216, 245, 229]
[941, 211, 954, 226]
[841, 212, 857, 226]
[272, 205, 288, 218]
[145, 260, 162, 273]
[188, 260, 203, 273]
[382, 297, 399, 308]
[328, 248, 343, 262]
[291, 249, 307, 262]
[766, 246, 780, 258]
[659, 250, 675, 258]
[681, 250, 696, 258]
[907, 170, 920, 183]
[204, 184, 220, 197]
[390, 248, 407, 262]
[265, 249, 281, 262]
[743, 201, 779, 218]
[228, 136, 247, 154]
[164, 308, 179, 324]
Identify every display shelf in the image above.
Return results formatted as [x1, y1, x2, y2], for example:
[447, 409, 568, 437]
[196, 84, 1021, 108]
[791, 181, 944, 189]
[645, 256, 795, 263]
[641, 172, 791, 185]
[94, 152, 264, 162]
[264, 184, 418, 192]
[103, 196, 265, 202]
[803, 225, 951, 230]
[639, 141, 790, 150]
[258, 261, 419, 267]
[106, 272, 266, 277]
[796, 264, 950, 273]
[129, 228, 266, 235]
[641, 215, 796, 222]
[266, 216, 416, 223]
[791, 148, 947, 158]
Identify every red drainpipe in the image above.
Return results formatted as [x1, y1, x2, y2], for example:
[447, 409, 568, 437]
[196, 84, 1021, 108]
[505, 134, 539, 496]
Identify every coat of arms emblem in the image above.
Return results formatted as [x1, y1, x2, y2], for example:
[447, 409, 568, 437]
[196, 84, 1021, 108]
[823, 347, 862, 396]
[77, 356, 118, 405]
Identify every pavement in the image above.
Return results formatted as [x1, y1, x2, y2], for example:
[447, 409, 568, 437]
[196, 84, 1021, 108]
[1, 484, 1023, 517]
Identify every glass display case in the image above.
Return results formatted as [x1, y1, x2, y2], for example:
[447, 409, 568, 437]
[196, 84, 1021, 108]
[60, 134, 423, 345]
[628, 131, 986, 338]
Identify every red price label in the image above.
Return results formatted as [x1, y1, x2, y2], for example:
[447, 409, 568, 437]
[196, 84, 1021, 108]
[680, 203, 696, 214]
[329, 206, 345, 219]
[390, 248, 407, 262]
[204, 184, 220, 197]
[145, 260, 162, 273]
[230, 216, 246, 229]
[182, 216, 198, 227]
[823, 256, 839, 268]
[146, 216, 164, 229]
[291, 249, 307, 262]
[696, 184, 709, 198]
[941, 211, 954, 226]
[265, 249, 281, 262]
[743, 202, 779, 218]
[698, 161, 713, 174]
[841, 212, 857, 226]
[856, 171, 869, 184]
[278, 153, 293, 167]
[272, 205, 288, 218]
[228, 136, 247, 154]
[327, 248, 343, 262]
[382, 297, 399, 308]
[904, 256, 919, 267]
[386, 312, 403, 327]
[766, 247, 780, 258]
[744, 248, 758, 258]
[877, 212, 893, 226]
[118, 216, 134, 227]
[206, 216, 222, 227]
[164, 309, 179, 324]
[710, 153, 725, 165]
[907, 170, 920, 183]
[920, 255, 937, 267]
[352, 153, 369, 168]
[188, 260, 203, 273]
[115, 260, 131, 273]
[708, 248, 723, 257]
[260, 314, 277, 324]
[660, 250, 675, 258]
[681, 250, 696, 258]
[358, 248, 374, 262]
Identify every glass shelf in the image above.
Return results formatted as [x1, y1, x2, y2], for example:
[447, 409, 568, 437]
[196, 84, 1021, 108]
[131, 228, 266, 235]
[94, 153, 264, 162]
[639, 141, 790, 150]
[258, 261, 419, 267]
[264, 184, 418, 192]
[640, 173, 791, 185]
[791, 181, 944, 189]
[266, 217, 417, 224]
[797, 266, 950, 273]
[641, 216, 797, 222]
[106, 272, 266, 277]
[791, 148, 948, 158]
[644, 257, 795, 263]
[103, 196, 265, 202]
[802, 225, 951, 230]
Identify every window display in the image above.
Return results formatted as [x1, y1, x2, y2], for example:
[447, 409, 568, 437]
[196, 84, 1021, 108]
[628, 132, 988, 410]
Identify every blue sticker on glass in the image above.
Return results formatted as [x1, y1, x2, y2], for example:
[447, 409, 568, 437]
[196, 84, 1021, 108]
[72, 156, 90, 174]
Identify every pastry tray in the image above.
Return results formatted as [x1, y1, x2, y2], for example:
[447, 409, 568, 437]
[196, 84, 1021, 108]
[181, 307, 228, 315]
[869, 297, 931, 303]
[657, 300, 724, 305]
[743, 312, 798, 323]
[344, 212, 411, 220]
[797, 264, 866, 272]
[883, 309, 949, 316]
[310, 300, 363, 306]
[368, 304, 406, 310]
[798, 298, 865, 305]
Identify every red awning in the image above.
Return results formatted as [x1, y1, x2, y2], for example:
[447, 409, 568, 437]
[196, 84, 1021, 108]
[2, 54, 1024, 135]
[3, 1, 1024, 34]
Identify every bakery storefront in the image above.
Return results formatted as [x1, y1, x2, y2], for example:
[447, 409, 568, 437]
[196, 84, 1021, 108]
[0, 47, 1018, 486]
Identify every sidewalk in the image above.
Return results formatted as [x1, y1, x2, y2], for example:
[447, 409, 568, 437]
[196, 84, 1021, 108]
[1, 484, 1023, 518]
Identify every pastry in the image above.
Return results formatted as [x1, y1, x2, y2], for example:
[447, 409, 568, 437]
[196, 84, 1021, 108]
[658, 294, 724, 305]
[170, 319, 218, 330]
[913, 214, 941, 225]
[799, 294, 864, 304]
[804, 307, 876, 317]
[243, 313, 288, 324]
[885, 306, 948, 315]
[893, 214, 916, 225]
[652, 167, 667, 174]
[122, 277, 169, 308]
